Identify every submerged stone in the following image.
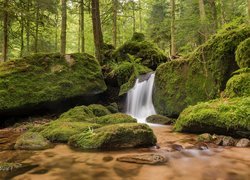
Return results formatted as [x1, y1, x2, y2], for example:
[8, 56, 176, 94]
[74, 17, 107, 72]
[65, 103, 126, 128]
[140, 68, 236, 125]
[154, 24, 250, 117]
[174, 97, 250, 138]
[68, 123, 157, 150]
[14, 132, 51, 150]
[0, 53, 107, 119]
[146, 115, 173, 125]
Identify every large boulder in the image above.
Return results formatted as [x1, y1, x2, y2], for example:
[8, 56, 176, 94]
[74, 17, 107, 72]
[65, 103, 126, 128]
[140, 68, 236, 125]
[69, 123, 157, 150]
[154, 24, 250, 117]
[225, 68, 250, 98]
[0, 53, 107, 120]
[113, 32, 168, 70]
[174, 97, 250, 138]
[235, 38, 250, 68]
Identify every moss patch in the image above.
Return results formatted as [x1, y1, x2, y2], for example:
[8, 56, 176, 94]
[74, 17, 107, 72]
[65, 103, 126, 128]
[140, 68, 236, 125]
[174, 97, 250, 138]
[225, 68, 250, 97]
[14, 132, 51, 150]
[69, 123, 157, 150]
[146, 115, 174, 125]
[88, 104, 111, 117]
[0, 53, 107, 113]
[154, 23, 250, 117]
[90, 113, 137, 125]
[235, 38, 250, 68]
[113, 32, 168, 70]
[0, 162, 22, 171]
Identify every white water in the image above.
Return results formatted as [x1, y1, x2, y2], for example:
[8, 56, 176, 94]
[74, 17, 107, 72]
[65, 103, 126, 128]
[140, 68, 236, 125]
[126, 73, 157, 123]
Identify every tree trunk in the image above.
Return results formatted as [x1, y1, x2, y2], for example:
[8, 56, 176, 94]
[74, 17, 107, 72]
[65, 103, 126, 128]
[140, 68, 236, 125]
[219, 0, 225, 26]
[61, 0, 67, 55]
[248, 0, 250, 23]
[2, 0, 9, 62]
[91, 0, 104, 63]
[209, 0, 218, 31]
[35, 0, 39, 53]
[199, 0, 207, 41]
[26, 0, 31, 53]
[138, 0, 142, 32]
[112, 0, 117, 48]
[20, 15, 24, 57]
[80, 0, 85, 52]
[170, 0, 176, 57]
[132, 1, 136, 33]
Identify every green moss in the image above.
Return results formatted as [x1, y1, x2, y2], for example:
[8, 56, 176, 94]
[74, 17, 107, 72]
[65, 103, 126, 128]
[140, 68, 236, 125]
[90, 113, 137, 125]
[174, 97, 250, 138]
[0, 162, 22, 171]
[69, 123, 157, 150]
[88, 104, 111, 117]
[14, 132, 51, 150]
[236, 38, 250, 68]
[106, 103, 119, 113]
[225, 69, 250, 97]
[154, 23, 250, 117]
[0, 53, 107, 112]
[113, 33, 168, 70]
[32, 121, 101, 142]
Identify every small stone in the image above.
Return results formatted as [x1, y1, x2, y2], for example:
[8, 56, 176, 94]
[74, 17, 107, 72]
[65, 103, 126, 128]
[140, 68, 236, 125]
[236, 138, 250, 147]
[117, 154, 168, 165]
[103, 156, 114, 162]
[197, 133, 213, 142]
[222, 136, 236, 146]
[171, 144, 183, 151]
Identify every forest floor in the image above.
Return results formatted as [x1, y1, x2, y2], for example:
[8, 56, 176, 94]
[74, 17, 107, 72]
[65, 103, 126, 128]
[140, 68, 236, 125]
[0, 118, 250, 180]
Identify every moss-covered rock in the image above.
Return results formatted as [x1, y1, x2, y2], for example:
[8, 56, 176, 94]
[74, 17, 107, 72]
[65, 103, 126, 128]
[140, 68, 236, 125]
[0, 162, 22, 171]
[88, 104, 111, 117]
[154, 23, 250, 117]
[106, 103, 119, 113]
[32, 121, 101, 142]
[174, 97, 250, 138]
[235, 38, 250, 68]
[69, 123, 157, 150]
[90, 113, 137, 125]
[113, 33, 168, 70]
[0, 53, 107, 117]
[14, 132, 51, 150]
[225, 69, 250, 97]
[146, 115, 174, 125]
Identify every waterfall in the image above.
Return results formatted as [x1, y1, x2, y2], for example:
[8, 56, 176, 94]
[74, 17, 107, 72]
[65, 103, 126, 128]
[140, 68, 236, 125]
[126, 73, 156, 123]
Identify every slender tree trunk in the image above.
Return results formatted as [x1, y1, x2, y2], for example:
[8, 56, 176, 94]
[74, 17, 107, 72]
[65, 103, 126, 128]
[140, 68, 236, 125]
[78, 7, 81, 52]
[138, 0, 142, 32]
[26, 0, 30, 53]
[199, 0, 207, 41]
[80, 0, 85, 52]
[61, 0, 67, 55]
[248, 0, 250, 23]
[55, 13, 58, 52]
[132, 1, 136, 33]
[170, 0, 176, 57]
[2, 0, 9, 62]
[219, 0, 225, 25]
[35, 1, 39, 53]
[20, 15, 24, 57]
[112, 0, 117, 48]
[210, 0, 218, 31]
[91, 0, 104, 63]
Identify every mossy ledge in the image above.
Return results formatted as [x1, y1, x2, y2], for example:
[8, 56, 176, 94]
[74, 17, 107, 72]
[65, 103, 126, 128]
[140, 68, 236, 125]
[154, 23, 250, 117]
[0, 53, 107, 121]
[174, 97, 250, 138]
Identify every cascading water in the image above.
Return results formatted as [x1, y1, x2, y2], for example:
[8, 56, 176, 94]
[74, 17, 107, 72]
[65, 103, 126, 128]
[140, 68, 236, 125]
[126, 73, 156, 123]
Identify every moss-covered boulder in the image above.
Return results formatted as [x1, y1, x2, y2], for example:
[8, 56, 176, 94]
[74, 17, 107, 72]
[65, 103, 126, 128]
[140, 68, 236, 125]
[113, 33, 168, 70]
[225, 68, 250, 97]
[146, 115, 174, 125]
[88, 104, 111, 117]
[106, 103, 119, 113]
[32, 121, 101, 142]
[0, 53, 107, 118]
[0, 162, 22, 171]
[90, 113, 137, 125]
[154, 23, 250, 117]
[14, 132, 51, 150]
[69, 123, 157, 150]
[236, 38, 250, 68]
[174, 97, 250, 138]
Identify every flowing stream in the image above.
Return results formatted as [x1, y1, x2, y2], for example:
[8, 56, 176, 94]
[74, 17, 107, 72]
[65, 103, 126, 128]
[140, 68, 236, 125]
[126, 73, 156, 123]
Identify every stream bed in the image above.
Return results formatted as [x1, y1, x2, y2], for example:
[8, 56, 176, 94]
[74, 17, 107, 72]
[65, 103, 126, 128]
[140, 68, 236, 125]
[0, 126, 249, 180]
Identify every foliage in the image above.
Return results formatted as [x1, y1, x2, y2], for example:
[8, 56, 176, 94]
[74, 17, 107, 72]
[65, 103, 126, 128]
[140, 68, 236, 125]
[174, 97, 250, 138]
[68, 123, 157, 150]
[236, 38, 250, 68]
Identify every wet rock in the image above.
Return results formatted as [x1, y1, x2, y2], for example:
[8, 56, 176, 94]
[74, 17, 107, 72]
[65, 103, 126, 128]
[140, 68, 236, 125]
[195, 142, 209, 150]
[103, 156, 114, 162]
[236, 138, 250, 147]
[197, 133, 213, 143]
[14, 132, 51, 150]
[117, 153, 168, 165]
[222, 136, 237, 146]
[146, 115, 174, 125]
[0, 162, 22, 171]
[171, 144, 183, 151]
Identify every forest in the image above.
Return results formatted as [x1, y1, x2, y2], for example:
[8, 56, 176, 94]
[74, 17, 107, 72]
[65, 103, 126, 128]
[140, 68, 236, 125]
[0, 0, 250, 179]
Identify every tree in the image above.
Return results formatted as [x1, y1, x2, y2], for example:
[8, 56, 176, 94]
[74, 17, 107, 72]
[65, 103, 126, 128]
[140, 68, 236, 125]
[2, 0, 9, 61]
[91, 0, 104, 63]
[170, 0, 176, 57]
[199, 0, 207, 41]
[112, 0, 118, 48]
[248, 0, 250, 23]
[80, 0, 85, 52]
[61, 0, 67, 55]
